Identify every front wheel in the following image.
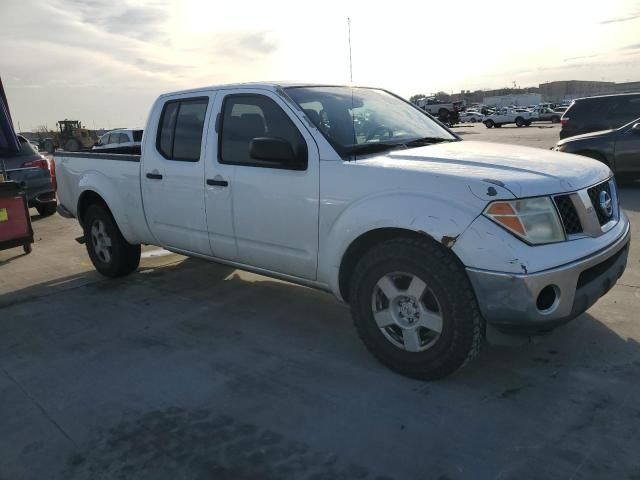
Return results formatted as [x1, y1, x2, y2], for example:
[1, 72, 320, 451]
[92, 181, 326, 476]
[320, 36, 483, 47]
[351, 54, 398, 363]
[83, 204, 140, 277]
[515, 117, 525, 127]
[349, 237, 484, 380]
[484, 120, 494, 129]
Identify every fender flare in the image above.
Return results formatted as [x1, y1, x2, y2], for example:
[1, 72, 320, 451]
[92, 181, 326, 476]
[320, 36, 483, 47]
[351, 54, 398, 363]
[319, 192, 482, 299]
[76, 170, 147, 244]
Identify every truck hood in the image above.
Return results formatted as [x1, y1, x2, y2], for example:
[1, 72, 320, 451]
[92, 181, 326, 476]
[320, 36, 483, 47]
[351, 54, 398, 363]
[358, 140, 611, 198]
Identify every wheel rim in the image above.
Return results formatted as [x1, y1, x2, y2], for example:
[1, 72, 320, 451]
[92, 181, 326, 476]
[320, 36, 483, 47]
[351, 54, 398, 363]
[371, 272, 443, 352]
[90, 219, 113, 263]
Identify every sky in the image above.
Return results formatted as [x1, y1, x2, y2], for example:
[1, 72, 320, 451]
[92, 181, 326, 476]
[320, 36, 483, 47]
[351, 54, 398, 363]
[1, 0, 640, 131]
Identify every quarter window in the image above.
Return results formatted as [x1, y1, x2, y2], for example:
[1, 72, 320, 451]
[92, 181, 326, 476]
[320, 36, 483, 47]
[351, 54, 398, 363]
[219, 95, 307, 170]
[156, 97, 208, 161]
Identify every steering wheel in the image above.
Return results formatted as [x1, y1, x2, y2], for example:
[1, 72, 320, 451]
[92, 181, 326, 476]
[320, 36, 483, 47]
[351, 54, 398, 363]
[366, 125, 394, 141]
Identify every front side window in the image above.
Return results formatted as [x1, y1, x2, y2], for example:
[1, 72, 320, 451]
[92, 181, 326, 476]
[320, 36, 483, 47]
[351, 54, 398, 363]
[285, 86, 456, 159]
[219, 94, 307, 170]
[119, 133, 129, 143]
[156, 97, 208, 161]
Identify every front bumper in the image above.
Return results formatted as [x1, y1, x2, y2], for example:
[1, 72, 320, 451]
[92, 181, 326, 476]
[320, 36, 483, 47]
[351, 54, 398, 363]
[466, 221, 630, 333]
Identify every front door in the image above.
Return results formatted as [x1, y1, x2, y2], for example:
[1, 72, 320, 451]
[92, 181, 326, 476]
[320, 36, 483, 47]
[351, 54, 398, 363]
[614, 123, 640, 176]
[141, 94, 213, 254]
[213, 89, 320, 280]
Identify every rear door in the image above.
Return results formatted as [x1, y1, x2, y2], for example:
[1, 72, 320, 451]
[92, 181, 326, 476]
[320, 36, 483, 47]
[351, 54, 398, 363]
[141, 93, 214, 254]
[614, 120, 640, 175]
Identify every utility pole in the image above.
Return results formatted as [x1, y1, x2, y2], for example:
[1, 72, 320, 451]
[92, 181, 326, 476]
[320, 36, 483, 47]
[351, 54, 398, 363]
[347, 17, 353, 83]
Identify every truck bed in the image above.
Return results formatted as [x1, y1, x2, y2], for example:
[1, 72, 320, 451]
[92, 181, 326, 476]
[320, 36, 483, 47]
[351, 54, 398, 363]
[54, 150, 153, 245]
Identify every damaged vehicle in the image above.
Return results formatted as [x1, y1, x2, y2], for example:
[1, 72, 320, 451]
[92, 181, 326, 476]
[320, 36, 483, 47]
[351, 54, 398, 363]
[54, 83, 630, 379]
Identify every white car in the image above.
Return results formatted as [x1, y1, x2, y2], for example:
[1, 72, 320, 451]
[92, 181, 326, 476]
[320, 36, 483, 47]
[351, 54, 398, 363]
[484, 108, 535, 128]
[460, 111, 485, 123]
[55, 82, 630, 379]
[92, 129, 143, 154]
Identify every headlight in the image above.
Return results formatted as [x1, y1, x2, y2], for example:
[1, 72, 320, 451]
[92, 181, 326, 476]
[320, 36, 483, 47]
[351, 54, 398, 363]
[484, 197, 565, 244]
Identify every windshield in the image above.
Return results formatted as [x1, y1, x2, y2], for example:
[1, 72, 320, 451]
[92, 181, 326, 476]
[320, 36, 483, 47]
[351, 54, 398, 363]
[285, 86, 457, 158]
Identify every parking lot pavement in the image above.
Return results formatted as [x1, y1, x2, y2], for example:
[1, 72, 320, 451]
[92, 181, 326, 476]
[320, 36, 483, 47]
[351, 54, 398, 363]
[1, 135, 640, 479]
[454, 122, 562, 149]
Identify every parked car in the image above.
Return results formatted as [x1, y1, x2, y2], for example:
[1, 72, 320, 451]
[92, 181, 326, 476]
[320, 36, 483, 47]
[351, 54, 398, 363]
[554, 106, 568, 114]
[533, 107, 562, 123]
[92, 129, 143, 154]
[460, 111, 485, 123]
[555, 117, 640, 182]
[413, 97, 462, 125]
[484, 108, 535, 128]
[55, 83, 629, 379]
[560, 92, 640, 139]
[2, 135, 57, 216]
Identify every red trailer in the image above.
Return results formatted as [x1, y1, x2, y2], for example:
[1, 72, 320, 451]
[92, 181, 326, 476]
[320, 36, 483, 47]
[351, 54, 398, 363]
[0, 179, 34, 254]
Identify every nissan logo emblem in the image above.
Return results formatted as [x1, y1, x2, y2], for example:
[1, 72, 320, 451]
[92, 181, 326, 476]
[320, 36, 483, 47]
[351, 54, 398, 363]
[598, 190, 613, 219]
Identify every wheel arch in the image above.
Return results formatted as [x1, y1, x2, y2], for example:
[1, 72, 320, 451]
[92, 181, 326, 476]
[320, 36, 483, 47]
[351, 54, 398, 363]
[337, 227, 468, 303]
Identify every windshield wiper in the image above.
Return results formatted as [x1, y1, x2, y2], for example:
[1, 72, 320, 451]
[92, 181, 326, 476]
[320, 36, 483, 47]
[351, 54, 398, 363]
[343, 142, 404, 156]
[402, 137, 455, 148]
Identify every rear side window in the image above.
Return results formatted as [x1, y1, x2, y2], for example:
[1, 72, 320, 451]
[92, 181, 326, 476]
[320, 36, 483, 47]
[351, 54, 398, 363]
[614, 96, 640, 122]
[156, 97, 208, 161]
[118, 133, 129, 143]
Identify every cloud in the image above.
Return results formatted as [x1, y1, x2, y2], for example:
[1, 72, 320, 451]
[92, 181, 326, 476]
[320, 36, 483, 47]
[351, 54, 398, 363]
[563, 54, 599, 62]
[621, 43, 640, 51]
[600, 12, 640, 24]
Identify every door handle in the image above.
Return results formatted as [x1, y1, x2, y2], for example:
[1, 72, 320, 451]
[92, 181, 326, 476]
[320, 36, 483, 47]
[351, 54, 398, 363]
[207, 179, 228, 187]
[146, 172, 163, 180]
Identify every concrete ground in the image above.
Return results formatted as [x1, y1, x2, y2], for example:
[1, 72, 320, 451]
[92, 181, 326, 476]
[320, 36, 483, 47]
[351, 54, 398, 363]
[1, 123, 639, 480]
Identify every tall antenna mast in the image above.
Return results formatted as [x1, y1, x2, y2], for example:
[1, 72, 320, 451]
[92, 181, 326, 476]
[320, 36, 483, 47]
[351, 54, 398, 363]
[347, 17, 353, 82]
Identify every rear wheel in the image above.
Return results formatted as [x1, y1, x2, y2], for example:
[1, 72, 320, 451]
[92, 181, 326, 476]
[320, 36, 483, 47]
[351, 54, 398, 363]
[64, 138, 80, 151]
[83, 204, 140, 277]
[349, 237, 484, 380]
[484, 120, 495, 129]
[36, 202, 57, 217]
[515, 117, 525, 127]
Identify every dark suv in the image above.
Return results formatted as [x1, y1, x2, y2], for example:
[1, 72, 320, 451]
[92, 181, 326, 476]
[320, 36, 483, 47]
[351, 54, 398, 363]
[560, 92, 640, 139]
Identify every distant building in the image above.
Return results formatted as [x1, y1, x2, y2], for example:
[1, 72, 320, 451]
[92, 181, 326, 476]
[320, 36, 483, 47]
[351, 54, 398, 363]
[538, 80, 616, 102]
[483, 93, 542, 108]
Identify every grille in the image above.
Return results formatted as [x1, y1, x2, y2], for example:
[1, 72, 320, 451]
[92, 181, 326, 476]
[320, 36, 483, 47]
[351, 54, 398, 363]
[554, 195, 583, 235]
[587, 181, 613, 225]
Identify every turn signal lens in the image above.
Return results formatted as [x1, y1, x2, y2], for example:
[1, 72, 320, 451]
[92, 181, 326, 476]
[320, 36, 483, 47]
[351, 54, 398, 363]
[484, 197, 565, 244]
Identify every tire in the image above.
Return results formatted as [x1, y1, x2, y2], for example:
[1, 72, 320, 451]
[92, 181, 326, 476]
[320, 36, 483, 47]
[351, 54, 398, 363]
[44, 139, 55, 154]
[23, 243, 32, 254]
[83, 204, 140, 278]
[64, 138, 80, 151]
[470, 118, 477, 123]
[484, 120, 494, 129]
[551, 116, 560, 124]
[525, 120, 532, 127]
[349, 237, 484, 380]
[36, 202, 57, 217]
[515, 117, 525, 127]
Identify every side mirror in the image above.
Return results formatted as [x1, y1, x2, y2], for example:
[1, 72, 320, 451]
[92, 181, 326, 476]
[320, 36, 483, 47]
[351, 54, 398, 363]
[250, 137, 296, 165]
[632, 122, 640, 133]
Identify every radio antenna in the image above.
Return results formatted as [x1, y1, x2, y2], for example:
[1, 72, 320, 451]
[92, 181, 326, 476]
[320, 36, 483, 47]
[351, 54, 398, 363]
[347, 17, 353, 82]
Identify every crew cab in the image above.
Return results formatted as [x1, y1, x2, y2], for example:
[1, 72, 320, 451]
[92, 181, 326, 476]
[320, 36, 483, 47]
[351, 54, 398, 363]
[55, 83, 630, 379]
[484, 108, 535, 128]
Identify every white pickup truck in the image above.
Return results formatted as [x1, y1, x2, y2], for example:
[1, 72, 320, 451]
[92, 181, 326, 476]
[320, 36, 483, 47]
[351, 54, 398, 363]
[484, 108, 535, 128]
[56, 83, 630, 379]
